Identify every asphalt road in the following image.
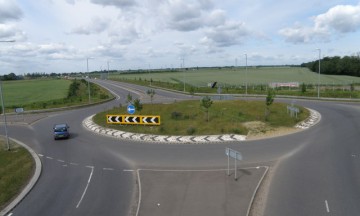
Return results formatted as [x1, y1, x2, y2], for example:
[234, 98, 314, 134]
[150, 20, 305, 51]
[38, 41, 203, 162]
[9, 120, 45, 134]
[2, 79, 360, 216]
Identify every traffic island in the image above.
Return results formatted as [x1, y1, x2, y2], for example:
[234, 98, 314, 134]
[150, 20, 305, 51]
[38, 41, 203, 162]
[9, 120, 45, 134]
[136, 167, 268, 216]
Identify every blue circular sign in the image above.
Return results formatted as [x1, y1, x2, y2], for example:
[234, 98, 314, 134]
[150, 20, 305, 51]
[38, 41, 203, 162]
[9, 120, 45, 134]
[127, 104, 136, 114]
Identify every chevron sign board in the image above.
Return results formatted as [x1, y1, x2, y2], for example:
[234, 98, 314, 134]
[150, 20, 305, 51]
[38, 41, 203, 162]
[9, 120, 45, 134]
[106, 115, 161, 125]
[107, 115, 123, 124]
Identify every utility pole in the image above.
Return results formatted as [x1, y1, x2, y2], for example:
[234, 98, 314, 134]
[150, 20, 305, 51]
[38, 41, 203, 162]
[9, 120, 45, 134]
[0, 40, 15, 151]
[181, 57, 185, 92]
[316, 49, 321, 99]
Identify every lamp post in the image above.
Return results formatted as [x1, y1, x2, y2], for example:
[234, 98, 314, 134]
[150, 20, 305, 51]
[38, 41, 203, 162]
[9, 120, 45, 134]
[181, 57, 185, 92]
[107, 60, 110, 80]
[244, 53, 248, 95]
[86, 57, 93, 104]
[316, 49, 321, 98]
[1, 40, 15, 151]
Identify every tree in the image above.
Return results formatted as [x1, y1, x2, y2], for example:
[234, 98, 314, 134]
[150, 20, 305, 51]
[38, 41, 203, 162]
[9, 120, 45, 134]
[146, 89, 155, 104]
[200, 96, 213, 122]
[301, 83, 307, 94]
[126, 93, 133, 105]
[265, 89, 275, 120]
[133, 98, 143, 112]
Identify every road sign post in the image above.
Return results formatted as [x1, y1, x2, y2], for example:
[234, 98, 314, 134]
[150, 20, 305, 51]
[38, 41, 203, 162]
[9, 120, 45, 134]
[225, 148, 243, 181]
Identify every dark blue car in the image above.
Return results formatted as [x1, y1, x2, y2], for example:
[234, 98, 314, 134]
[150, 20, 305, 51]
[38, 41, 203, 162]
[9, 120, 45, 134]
[53, 123, 70, 140]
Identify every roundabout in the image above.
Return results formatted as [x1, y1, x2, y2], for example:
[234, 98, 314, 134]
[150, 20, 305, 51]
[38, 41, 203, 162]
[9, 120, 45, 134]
[2, 79, 360, 216]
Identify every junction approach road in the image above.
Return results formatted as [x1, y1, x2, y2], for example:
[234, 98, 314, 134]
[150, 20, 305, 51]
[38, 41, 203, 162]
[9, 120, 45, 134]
[2, 79, 360, 216]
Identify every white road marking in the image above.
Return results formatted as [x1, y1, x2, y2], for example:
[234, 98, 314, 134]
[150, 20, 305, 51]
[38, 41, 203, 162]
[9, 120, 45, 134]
[70, 163, 79, 166]
[123, 169, 134, 172]
[325, 200, 330, 213]
[38, 154, 44, 157]
[62, 164, 68, 167]
[46, 156, 53, 160]
[7, 213, 13, 216]
[57, 160, 65, 163]
[76, 166, 94, 208]
[103, 168, 114, 171]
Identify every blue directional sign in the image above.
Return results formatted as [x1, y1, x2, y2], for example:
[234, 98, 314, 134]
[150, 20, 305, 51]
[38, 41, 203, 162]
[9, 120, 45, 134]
[127, 104, 135, 115]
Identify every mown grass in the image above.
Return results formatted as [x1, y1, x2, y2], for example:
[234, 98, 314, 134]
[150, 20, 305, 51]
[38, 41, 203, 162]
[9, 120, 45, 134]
[2, 79, 113, 112]
[93, 100, 309, 136]
[3, 79, 71, 106]
[0, 139, 34, 210]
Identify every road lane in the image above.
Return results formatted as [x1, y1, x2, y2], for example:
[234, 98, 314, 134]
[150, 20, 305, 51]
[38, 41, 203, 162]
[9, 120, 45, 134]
[264, 102, 360, 215]
[3, 79, 360, 216]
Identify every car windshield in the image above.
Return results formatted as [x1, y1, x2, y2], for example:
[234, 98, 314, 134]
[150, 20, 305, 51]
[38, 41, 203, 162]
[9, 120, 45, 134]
[54, 126, 67, 132]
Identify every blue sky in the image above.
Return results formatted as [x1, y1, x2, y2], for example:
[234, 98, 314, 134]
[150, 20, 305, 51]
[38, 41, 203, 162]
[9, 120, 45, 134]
[0, 0, 360, 74]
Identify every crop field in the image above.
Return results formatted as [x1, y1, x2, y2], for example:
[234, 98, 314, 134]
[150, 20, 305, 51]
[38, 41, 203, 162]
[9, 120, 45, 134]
[110, 67, 360, 87]
[2, 79, 71, 107]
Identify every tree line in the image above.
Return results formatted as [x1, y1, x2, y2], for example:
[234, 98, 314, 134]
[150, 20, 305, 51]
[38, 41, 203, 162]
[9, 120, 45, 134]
[301, 54, 360, 77]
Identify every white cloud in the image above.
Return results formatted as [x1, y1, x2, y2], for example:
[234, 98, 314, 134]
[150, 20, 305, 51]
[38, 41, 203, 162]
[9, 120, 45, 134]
[70, 17, 110, 35]
[90, 0, 136, 8]
[0, 23, 26, 41]
[0, 0, 23, 23]
[280, 3, 360, 43]
[2, 0, 360, 74]
[159, 0, 221, 32]
[202, 21, 250, 47]
[314, 4, 360, 33]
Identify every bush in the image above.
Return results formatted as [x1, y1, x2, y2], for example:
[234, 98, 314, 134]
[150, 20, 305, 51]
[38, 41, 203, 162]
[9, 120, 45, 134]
[187, 127, 196, 135]
[171, 111, 183, 120]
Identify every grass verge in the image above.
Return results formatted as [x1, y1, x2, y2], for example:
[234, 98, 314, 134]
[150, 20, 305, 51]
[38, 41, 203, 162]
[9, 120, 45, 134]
[0, 138, 34, 210]
[93, 100, 309, 136]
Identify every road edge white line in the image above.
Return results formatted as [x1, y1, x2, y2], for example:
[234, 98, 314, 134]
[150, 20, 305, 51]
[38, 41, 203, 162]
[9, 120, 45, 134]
[135, 170, 142, 216]
[76, 166, 94, 208]
[325, 200, 330, 213]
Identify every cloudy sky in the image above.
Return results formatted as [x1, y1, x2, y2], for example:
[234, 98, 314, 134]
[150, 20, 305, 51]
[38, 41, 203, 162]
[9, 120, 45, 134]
[0, 0, 360, 74]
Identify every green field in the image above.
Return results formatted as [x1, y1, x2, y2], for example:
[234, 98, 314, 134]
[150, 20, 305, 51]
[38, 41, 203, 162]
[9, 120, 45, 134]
[1, 78, 113, 111]
[2, 79, 71, 107]
[110, 67, 360, 86]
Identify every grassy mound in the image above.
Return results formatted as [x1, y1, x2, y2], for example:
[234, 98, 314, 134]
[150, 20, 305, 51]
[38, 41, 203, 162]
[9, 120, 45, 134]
[93, 100, 309, 136]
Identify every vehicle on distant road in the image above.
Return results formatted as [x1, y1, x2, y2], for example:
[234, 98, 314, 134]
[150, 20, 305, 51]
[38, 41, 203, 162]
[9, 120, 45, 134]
[53, 123, 70, 140]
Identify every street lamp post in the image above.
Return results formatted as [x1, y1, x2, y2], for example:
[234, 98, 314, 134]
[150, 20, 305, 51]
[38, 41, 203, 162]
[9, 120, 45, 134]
[181, 57, 185, 92]
[0, 82, 10, 150]
[245, 53, 248, 95]
[316, 49, 321, 98]
[1, 40, 15, 151]
[86, 57, 92, 104]
[107, 60, 110, 79]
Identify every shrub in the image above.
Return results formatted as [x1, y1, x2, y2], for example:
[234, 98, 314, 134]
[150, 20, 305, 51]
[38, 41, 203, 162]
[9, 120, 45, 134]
[187, 127, 196, 135]
[171, 111, 183, 120]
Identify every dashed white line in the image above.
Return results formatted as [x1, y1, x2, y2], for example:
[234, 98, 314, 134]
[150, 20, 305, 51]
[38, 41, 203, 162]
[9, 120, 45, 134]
[325, 200, 330, 213]
[38, 154, 44, 157]
[103, 168, 114, 171]
[123, 169, 134, 172]
[76, 166, 94, 208]
[46, 156, 53, 160]
[57, 159, 65, 163]
[70, 162, 79, 166]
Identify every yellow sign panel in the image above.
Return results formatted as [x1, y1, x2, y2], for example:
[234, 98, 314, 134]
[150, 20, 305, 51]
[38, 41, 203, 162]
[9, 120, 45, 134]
[106, 115, 161, 125]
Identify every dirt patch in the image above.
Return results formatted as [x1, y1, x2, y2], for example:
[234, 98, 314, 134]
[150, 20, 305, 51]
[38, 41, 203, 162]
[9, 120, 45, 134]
[243, 121, 301, 140]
